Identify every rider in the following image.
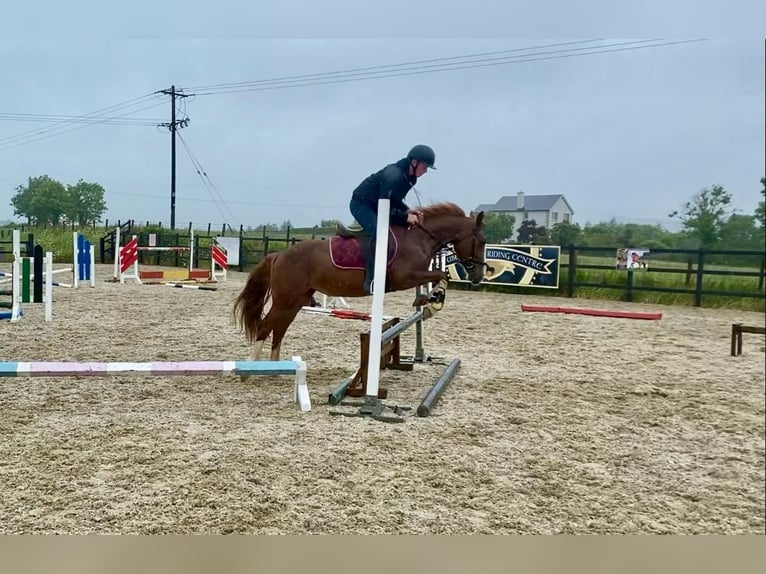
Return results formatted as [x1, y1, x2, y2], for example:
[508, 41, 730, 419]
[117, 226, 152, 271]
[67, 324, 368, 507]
[349, 144, 436, 294]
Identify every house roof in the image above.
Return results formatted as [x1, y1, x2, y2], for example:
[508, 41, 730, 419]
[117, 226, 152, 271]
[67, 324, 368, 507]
[474, 194, 573, 214]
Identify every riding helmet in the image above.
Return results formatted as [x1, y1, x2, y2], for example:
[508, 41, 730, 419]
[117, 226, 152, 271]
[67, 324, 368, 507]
[407, 144, 436, 169]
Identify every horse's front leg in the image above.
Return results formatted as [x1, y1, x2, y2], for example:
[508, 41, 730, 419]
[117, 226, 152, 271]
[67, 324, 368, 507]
[405, 270, 450, 311]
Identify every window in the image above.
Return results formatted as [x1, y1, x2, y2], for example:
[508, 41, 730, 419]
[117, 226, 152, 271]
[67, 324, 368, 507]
[551, 212, 559, 223]
[563, 213, 571, 223]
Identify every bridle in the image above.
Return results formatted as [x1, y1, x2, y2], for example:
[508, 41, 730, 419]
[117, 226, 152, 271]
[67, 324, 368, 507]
[413, 220, 494, 274]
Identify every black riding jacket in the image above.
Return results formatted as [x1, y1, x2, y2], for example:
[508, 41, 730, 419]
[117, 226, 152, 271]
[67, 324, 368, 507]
[351, 158, 416, 226]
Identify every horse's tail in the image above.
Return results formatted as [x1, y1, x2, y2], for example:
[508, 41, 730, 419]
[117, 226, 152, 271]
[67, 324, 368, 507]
[233, 252, 278, 343]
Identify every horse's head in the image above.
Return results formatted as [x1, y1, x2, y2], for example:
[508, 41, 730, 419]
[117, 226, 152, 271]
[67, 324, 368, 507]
[451, 210, 492, 284]
[415, 203, 494, 285]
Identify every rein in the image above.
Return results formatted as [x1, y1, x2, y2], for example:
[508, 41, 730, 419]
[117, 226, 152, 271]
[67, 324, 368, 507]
[411, 219, 493, 273]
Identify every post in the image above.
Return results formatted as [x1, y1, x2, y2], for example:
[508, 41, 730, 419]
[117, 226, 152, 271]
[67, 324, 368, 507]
[365, 198, 391, 402]
[567, 244, 576, 298]
[625, 269, 634, 302]
[113, 226, 121, 280]
[73, 232, 79, 288]
[414, 286, 425, 362]
[44, 251, 52, 321]
[694, 249, 704, 307]
[189, 228, 194, 272]
[170, 85, 177, 230]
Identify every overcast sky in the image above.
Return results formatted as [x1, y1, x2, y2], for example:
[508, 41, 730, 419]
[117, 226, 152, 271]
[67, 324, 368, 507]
[1, 5, 763, 231]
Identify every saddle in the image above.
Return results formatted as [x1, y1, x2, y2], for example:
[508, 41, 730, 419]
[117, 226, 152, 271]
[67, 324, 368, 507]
[329, 223, 399, 270]
[335, 222, 366, 239]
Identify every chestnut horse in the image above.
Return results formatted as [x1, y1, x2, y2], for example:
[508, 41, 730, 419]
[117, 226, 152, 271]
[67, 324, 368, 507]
[233, 202, 488, 361]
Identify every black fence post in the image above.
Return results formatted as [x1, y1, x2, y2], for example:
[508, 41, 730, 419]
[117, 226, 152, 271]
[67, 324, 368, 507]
[239, 225, 245, 271]
[566, 244, 576, 298]
[624, 269, 634, 302]
[694, 249, 705, 307]
[25, 233, 34, 257]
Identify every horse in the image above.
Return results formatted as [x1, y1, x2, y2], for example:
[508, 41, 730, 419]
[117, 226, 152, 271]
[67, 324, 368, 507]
[233, 202, 489, 361]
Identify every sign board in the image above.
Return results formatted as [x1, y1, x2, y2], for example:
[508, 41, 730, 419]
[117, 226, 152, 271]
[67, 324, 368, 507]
[441, 244, 561, 289]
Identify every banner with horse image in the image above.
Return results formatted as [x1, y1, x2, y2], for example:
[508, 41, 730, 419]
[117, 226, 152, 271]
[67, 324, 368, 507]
[437, 244, 561, 289]
[615, 248, 649, 270]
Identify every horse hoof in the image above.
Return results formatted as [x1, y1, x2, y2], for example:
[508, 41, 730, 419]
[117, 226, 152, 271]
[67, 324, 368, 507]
[429, 301, 444, 312]
[428, 289, 446, 305]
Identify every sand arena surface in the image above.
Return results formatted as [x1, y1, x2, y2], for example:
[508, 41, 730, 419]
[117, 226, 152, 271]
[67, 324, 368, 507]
[0, 263, 764, 534]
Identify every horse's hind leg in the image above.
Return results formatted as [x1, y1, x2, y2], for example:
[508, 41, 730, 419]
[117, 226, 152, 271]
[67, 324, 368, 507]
[248, 312, 276, 360]
[239, 311, 277, 383]
[267, 304, 304, 361]
[268, 289, 315, 360]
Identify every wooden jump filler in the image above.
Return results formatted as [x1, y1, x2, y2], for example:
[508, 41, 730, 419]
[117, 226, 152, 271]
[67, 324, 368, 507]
[328, 300, 460, 419]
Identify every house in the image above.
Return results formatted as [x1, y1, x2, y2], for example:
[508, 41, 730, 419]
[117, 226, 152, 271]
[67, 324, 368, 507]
[473, 191, 574, 241]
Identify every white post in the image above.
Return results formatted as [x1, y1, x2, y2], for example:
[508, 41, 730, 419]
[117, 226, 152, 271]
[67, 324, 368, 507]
[89, 242, 96, 287]
[189, 228, 194, 273]
[72, 232, 79, 289]
[292, 355, 311, 412]
[44, 251, 53, 322]
[365, 198, 391, 401]
[10, 254, 22, 322]
[12, 229, 20, 260]
[113, 226, 120, 281]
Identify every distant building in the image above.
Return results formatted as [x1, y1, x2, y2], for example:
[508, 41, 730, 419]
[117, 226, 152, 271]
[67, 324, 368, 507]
[473, 191, 575, 241]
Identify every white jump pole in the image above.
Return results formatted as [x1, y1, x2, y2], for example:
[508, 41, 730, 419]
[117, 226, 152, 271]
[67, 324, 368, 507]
[364, 197, 391, 402]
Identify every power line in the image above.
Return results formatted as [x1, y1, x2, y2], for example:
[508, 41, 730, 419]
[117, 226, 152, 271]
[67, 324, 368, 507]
[0, 112, 164, 125]
[0, 39, 706, 153]
[0, 97, 165, 151]
[187, 39, 706, 96]
[176, 130, 241, 227]
[185, 39, 606, 91]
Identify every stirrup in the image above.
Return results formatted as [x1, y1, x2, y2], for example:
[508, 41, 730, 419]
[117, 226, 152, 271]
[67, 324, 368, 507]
[336, 222, 366, 238]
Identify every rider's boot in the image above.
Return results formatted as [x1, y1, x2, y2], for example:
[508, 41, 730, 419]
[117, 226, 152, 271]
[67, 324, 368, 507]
[361, 235, 375, 294]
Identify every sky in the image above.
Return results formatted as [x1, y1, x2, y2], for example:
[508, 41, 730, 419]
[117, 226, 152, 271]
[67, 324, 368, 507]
[1, 3, 764, 232]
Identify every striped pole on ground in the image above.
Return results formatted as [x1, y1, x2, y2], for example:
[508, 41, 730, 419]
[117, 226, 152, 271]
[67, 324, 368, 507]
[0, 357, 311, 411]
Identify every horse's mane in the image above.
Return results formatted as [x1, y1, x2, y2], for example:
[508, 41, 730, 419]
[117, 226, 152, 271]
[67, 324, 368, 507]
[418, 202, 467, 218]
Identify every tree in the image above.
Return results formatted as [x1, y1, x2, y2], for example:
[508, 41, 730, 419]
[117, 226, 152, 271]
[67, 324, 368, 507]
[755, 176, 765, 228]
[481, 212, 516, 243]
[517, 219, 548, 244]
[548, 221, 582, 247]
[719, 213, 763, 250]
[669, 185, 734, 249]
[11, 175, 63, 225]
[66, 179, 107, 226]
[580, 219, 621, 247]
[13, 175, 69, 225]
[10, 175, 107, 226]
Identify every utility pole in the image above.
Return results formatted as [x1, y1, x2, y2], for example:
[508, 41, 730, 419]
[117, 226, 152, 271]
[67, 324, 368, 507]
[158, 85, 191, 230]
